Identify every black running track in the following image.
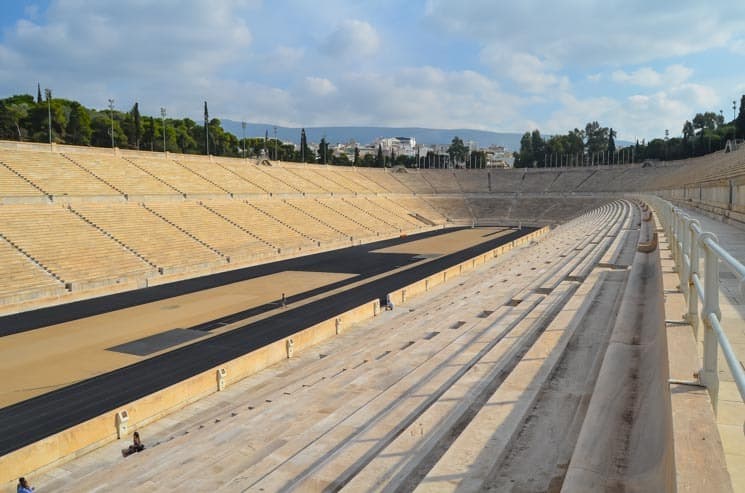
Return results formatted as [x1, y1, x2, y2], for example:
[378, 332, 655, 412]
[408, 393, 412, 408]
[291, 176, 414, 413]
[0, 227, 534, 456]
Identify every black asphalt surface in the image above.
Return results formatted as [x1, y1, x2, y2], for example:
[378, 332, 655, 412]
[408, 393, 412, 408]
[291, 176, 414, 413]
[0, 228, 460, 337]
[0, 227, 533, 456]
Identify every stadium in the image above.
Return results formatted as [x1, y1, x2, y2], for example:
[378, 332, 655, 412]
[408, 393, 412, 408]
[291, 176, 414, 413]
[0, 138, 743, 491]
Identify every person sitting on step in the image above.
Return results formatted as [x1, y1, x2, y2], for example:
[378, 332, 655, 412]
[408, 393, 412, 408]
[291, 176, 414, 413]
[17, 477, 34, 493]
[122, 431, 145, 457]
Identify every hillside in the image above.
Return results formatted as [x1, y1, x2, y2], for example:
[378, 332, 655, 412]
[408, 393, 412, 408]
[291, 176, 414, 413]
[221, 121, 524, 149]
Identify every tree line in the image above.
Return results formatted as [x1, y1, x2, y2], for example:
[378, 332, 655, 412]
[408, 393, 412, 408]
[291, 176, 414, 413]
[514, 95, 745, 167]
[0, 92, 314, 161]
[0, 92, 345, 164]
[0, 92, 492, 168]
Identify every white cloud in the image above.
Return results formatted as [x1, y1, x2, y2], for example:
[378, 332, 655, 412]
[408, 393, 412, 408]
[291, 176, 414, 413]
[425, 1, 745, 66]
[611, 64, 693, 87]
[305, 76, 337, 96]
[23, 4, 41, 20]
[290, 67, 524, 131]
[543, 79, 720, 141]
[730, 38, 745, 55]
[321, 19, 380, 59]
[0, 0, 254, 112]
[669, 83, 718, 108]
[256, 45, 305, 73]
[480, 47, 560, 93]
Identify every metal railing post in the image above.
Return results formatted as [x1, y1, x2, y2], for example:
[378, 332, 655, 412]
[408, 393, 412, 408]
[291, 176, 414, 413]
[687, 220, 701, 337]
[669, 208, 677, 261]
[679, 215, 690, 288]
[672, 209, 681, 267]
[699, 232, 721, 411]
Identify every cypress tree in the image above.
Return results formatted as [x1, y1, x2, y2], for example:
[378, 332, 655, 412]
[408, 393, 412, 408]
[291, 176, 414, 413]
[736, 95, 745, 139]
[300, 128, 308, 162]
[133, 102, 141, 149]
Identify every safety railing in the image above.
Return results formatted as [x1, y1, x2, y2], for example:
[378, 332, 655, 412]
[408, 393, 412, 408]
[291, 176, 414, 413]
[648, 196, 745, 411]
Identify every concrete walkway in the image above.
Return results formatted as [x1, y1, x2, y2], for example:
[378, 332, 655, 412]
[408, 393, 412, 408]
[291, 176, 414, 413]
[672, 207, 745, 491]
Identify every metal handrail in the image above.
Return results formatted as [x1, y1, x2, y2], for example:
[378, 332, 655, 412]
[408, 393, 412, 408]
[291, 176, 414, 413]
[646, 196, 745, 410]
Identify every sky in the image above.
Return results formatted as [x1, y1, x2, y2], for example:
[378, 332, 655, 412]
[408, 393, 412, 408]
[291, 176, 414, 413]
[1, 0, 744, 142]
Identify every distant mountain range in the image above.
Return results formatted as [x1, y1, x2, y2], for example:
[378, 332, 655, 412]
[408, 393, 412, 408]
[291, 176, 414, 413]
[221, 121, 524, 151]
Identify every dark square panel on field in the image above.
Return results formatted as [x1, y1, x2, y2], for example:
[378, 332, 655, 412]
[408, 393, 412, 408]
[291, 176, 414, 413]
[107, 328, 206, 356]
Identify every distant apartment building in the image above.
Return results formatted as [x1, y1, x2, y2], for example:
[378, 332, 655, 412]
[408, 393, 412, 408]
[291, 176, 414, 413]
[374, 136, 417, 157]
[484, 145, 513, 168]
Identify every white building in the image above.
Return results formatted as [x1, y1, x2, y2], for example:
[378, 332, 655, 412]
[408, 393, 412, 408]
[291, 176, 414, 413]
[374, 136, 417, 157]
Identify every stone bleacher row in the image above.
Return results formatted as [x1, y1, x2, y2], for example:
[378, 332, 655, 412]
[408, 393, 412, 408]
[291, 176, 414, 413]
[6, 143, 736, 312]
[0, 194, 616, 309]
[6, 146, 743, 203]
[0, 148, 407, 199]
[649, 146, 745, 189]
[0, 146, 638, 312]
[0, 195, 437, 307]
[35, 200, 637, 492]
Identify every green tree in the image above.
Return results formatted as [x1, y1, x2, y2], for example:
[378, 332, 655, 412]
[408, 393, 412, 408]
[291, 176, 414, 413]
[66, 102, 92, 145]
[682, 120, 695, 156]
[133, 102, 142, 149]
[682, 121, 694, 142]
[530, 130, 545, 166]
[353, 146, 360, 166]
[447, 136, 468, 165]
[514, 131, 533, 168]
[27, 96, 67, 143]
[736, 95, 745, 139]
[584, 121, 609, 160]
[376, 144, 384, 167]
[90, 112, 125, 147]
[646, 138, 666, 160]
[332, 152, 351, 165]
[318, 137, 329, 164]
[5, 101, 31, 140]
[143, 116, 155, 151]
[300, 128, 313, 162]
[607, 128, 616, 163]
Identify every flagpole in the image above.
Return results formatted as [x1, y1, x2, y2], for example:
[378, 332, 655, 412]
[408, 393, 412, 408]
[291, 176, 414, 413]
[204, 101, 210, 155]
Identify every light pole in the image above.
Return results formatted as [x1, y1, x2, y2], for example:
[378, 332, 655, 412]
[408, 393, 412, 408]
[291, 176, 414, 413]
[108, 98, 115, 148]
[160, 107, 167, 152]
[44, 88, 52, 145]
[241, 121, 246, 159]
